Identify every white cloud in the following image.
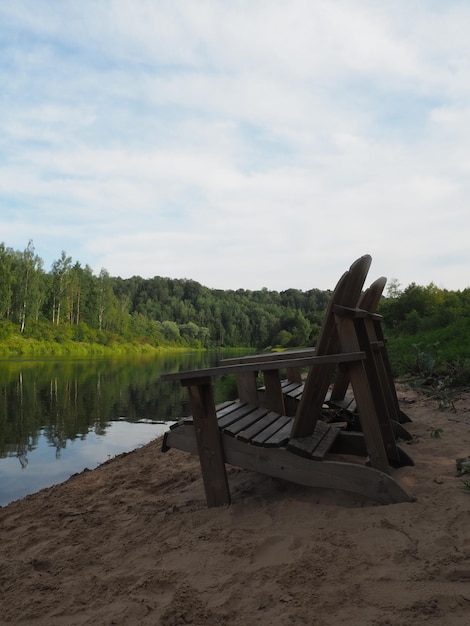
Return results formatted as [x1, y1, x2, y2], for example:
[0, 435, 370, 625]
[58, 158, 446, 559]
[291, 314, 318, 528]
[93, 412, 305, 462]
[2, 1, 470, 290]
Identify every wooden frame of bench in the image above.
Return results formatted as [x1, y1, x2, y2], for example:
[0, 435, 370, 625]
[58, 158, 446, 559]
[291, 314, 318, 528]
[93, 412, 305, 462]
[161, 255, 414, 507]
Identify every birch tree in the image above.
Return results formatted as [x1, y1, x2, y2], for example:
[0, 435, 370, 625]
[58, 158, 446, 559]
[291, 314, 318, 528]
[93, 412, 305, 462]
[0, 243, 14, 319]
[51, 251, 72, 325]
[15, 240, 44, 333]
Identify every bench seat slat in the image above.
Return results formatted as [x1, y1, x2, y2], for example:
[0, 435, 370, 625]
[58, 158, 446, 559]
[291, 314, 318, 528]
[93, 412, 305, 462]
[217, 404, 256, 429]
[287, 420, 331, 458]
[251, 415, 291, 445]
[224, 407, 269, 436]
[176, 400, 240, 427]
[263, 420, 292, 447]
[287, 385, 304, 399]
[311, 425, 342, 460]
[236, 411, 282, 443]
[281, 381, 303, 395]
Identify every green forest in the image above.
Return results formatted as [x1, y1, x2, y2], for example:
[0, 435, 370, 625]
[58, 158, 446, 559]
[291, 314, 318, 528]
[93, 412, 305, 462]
[1, 240, 469, 386]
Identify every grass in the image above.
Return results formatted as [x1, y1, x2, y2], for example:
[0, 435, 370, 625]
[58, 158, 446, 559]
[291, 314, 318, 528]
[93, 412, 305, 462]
[387, 318, 470, 383]
[0, 335, 168, 358]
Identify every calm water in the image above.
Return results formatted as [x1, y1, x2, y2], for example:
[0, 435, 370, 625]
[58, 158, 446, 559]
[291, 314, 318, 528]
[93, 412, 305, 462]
[0, 350, 241, 506]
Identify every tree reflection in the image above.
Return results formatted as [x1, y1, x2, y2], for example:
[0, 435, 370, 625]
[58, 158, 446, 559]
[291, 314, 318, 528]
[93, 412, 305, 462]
[0, 350, 240, 467]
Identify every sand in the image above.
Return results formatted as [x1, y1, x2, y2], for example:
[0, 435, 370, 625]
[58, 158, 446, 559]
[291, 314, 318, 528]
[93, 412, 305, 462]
[2, 384, 470, 625]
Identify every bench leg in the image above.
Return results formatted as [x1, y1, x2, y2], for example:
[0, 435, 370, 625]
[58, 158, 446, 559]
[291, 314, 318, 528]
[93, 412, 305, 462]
[335, 317, 391, 474]
[185, 378, 231, 507]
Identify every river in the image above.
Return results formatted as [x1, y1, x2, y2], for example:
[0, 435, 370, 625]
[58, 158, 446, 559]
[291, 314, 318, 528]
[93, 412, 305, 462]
[0, 350, 242, 506]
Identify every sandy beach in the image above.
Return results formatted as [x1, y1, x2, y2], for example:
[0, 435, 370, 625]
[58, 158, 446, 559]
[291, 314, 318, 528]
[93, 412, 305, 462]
[2, 384, 470, 625]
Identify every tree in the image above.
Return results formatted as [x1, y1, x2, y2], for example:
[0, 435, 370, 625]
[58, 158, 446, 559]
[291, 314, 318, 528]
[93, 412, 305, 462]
[75, 264, 97, 327]
[13, 241, 44, 333]
[0, 243, 14, 319]
[50, 251, 72, 325]
[97, 269, 116, 331]
[386, 278, 402, 299]
[161, 320, 181, 342]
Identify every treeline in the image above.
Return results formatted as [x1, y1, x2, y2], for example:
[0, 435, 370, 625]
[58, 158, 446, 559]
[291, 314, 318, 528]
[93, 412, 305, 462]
[378, 281, 470, 386]
[379, 280, 470, 336]
[0, 241, 330, 350]
[2, 241, 470, 357]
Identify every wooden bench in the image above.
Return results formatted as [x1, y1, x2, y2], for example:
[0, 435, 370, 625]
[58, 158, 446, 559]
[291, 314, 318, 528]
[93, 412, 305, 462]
[161, 255, 414, 507]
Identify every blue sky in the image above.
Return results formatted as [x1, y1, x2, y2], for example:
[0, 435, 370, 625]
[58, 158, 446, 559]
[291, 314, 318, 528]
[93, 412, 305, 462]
[2, 0, 470, 292]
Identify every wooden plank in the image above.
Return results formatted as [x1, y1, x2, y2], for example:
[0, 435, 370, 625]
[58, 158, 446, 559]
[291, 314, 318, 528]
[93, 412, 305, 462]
[330, 276, 411, 432]
[263, 369, 285, 414]
[286, 385, 304, 400]
[354, 315, 401, 464]
[330, 431, 367, 456]
[263, 420, 292, 447]
[282, 381, 303, 394]
[326, 397, 356, 412]
[251, 415, 291, 445]
[237, 411, 281, 443]
[217, 404, 256, 429]
[330, 431, 414, 467]
[216, 400, 242, 418]
[236, 371, 259, 404]
[373, 319, 412, 423]
[186, 381, 231, 507]
[391, 420, 413, 441]
[311, 425, 341, 460]
[161, 351, 365, 382]
[215, 400, 236, 411]
[219, 434, 413, 504]
[224, 407, 269, 436]
[287, 421, 331, 458]
[285, 366, 303, 383]
[220, 347, 316, 366]
[330, 276, 386, 403]
[334, 315, 390, 474]
[178, 400, 240, 427]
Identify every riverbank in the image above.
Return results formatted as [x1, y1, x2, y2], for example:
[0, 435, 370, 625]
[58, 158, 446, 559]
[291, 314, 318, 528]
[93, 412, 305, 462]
[2, 384, 470, 625]
[0, 337, 188, 358]
[0, 332, 254, 358]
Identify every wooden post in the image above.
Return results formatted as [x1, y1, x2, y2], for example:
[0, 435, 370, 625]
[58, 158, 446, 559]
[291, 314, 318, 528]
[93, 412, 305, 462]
[236, 371, 259, 405]
[263, 369, 286, 414]
[335, 315, 390, 474]
[285, 366, 302, 384]
[329, 363, 350, 402]
[354, 317, 401, 465]
[184, 377, 231, 507]
[373, 319, 409, 422]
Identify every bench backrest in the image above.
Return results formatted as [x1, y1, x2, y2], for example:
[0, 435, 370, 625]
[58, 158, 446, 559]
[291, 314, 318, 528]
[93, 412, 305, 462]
[290, 254, 371, 438]
[329, 275, 386, 402]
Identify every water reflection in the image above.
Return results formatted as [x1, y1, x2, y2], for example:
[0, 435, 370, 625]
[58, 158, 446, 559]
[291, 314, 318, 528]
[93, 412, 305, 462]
[0, 350, 242, 506]
[0, 421, 171, 506]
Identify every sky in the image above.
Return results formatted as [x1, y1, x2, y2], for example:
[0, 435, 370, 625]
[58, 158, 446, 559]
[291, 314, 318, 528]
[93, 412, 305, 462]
[1, 1, 470, 293]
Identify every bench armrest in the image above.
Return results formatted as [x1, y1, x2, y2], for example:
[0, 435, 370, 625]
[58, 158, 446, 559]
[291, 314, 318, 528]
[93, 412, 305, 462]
[161, 351, 365, 383]
[219, 347, 316, 366]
